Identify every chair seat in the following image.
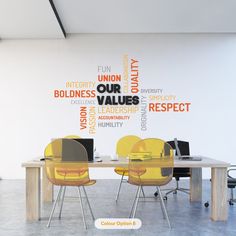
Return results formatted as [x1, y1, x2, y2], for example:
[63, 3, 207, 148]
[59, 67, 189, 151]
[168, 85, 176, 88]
[228, 179, 236, 188]
[54, 167, 95, 187]
[114, 167, 129, 176]
[174, 173, 191, 178]
[56, 179, 96, 187]
[173, 167, 191, 179]
[56, 168, 87, 177]
[128, 179, 171, 187]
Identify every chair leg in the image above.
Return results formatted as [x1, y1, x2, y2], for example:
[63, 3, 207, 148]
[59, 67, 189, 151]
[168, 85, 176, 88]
[157, 187, 171, 229]
[82, 186, 95, 221]
[176, 180, 179, 189]
[165, 188, 176, 196]
[178, 188, 189, 194]
[164, 179, 189, 197]
[231, 188, 234, 201]
[59, 186, 66, 219]
[116, 173, 124, 202]
[141, 186, 145, 198]
[179, 187, 189, 190]
[129, 186, 140, 218]
[78, 187, 87, 230]
[131, 186, 141, 219]
[47, 186, 63, 228]
[157, 187, 165, 219]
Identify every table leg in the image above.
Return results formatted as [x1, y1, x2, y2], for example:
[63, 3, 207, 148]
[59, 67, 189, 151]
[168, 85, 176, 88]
[211, 167, 228, 221]
[42, 166, 53, 202]
[26, 167, 41, 221]
[190, 168, 202, 202]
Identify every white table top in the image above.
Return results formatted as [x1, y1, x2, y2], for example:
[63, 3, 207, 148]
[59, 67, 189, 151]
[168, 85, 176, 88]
[22, 156, 230, 168]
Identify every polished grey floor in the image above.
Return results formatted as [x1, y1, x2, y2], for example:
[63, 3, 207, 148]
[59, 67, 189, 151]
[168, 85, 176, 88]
[0, 179, 236, 236]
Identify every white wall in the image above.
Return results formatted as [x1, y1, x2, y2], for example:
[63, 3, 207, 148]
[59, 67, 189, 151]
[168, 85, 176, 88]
[0, 34, 236, 179]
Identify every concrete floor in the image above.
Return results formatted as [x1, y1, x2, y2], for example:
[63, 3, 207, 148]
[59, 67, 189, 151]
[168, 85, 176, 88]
[0, 179, 236, 236]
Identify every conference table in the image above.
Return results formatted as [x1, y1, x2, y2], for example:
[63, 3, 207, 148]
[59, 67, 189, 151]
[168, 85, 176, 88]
[22, 156, 230, 222]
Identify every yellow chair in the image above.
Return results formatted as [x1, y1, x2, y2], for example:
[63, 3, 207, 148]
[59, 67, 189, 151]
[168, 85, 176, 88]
[128, 138, 174, 228]
[64, 134, 81, 139]
[45, 138, 95, 229]
[114, 135, 142, 201]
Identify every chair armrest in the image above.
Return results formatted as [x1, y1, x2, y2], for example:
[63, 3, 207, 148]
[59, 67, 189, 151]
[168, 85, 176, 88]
[227, 167, 236, 179]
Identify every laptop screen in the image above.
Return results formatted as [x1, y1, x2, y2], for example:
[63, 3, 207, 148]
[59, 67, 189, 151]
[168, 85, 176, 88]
[73, 138, 94, 162]
[61, 138, 94, 162]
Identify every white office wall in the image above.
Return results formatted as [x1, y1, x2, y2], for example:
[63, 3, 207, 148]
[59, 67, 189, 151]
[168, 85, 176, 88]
[0, 34, 236, 179]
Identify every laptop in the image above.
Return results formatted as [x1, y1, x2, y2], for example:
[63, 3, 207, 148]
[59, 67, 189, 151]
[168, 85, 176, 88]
[74, 138, 94, 162]
[62, 138, 94, 162]
[174, 138, 202, 161]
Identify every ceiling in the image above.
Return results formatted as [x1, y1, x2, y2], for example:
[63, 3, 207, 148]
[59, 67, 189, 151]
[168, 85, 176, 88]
[0, 0, 236, 39]
[0, 0, 64, 39]
[54, 0, 236, 33]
